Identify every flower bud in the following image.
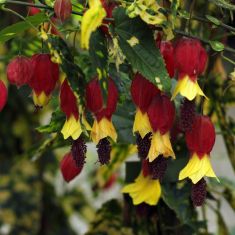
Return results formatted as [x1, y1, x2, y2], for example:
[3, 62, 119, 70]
[7, 56, 32, 87]
[0, 80, 7, 112]
[60, 152, 83, 182]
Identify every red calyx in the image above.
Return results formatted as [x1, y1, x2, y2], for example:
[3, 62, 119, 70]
[54, 0, 72, 22]
[174, 38, 208, 81]
[0, 80, 7, 112]
[29, 54, 59, 96]
[28, 1, 41, 16]
[100, 0, 117, 36]
[60, 80, 79, 119]
[7, 56, 33, 87]
[131, 73, 160, 113]
[160, 41, 175, 78]
[86, 77, 118, 121]
[60, 152, 83, 182]
[147, 94, 175, 134]
[186, 115, 215, 158]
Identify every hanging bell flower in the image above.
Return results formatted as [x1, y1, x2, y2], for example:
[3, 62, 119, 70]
[159, 41, 175, 78]
[147, 94, 175, 162]
[122, 160, 161, 206]
[54, 0, 72, 22]
[86, 77, 118, 144]
[0, 80, 7, 112]
[60, 152, 83, 182]
[29, 54, 59, 107]
[131, 73, 160, 138]
[179, 115, 218, 184]
[172, 38, 208, 100]
[60, 80, 82, 140]
[7, 56, 33, 87]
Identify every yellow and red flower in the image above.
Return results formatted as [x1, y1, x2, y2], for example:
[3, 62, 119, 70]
[86, 77, 118, 144]
[147, 94, 175, 162]
[131, 73, 160, 138]
[60, 80, 82, 140]
[179, 115, 217, 184]
[172, 38, 208, 101]
[122, 160, 161, 206]
[29, 54, 59, 106]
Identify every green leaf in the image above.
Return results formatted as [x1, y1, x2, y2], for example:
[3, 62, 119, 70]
[36, 109, 65, 133]
[208, 0, 235, 10]
[209, 40, 225, 51]
[48, 36, 86, 105]
[89, 29, 109, 102]
[113, 7, 171, 92]
[89, 30, 108, 77]
[0, 13, 48, 43]
[206, 15, 221, 26]
[161, 182, 206, 231]
[0, 0, 6, 3]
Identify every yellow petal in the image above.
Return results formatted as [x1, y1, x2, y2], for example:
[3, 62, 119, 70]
[33, 91, 50, 107]
[122, 173, 161, 206]
[133, 109, 152, 138]
[147, 131, 175, 162]
[61, 115, 82, 140]
[179, 153, 218, 184]
[171, 76, 207, 101]
[91, 118, 117, 144]
[80, 0, 106, 49]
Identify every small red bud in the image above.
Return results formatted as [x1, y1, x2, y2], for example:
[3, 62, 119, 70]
[0, 80, 7, 112]
[60, 152, 83, 182]
[54, 0, 72, 22]
[7, 56, 33, 87]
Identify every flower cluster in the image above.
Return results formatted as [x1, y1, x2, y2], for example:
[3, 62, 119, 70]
[3, 35, 218, 207]
[122, 38, 217, 207]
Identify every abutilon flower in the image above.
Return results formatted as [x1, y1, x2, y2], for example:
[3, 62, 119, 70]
[131, 73, 159, 138]
[159, 41, 175, 78]
[29, 54, 59, 107]
[86, 78, 118, 164]
[179, 115, 217, 184]
[147, 94, 175, 162]
[86, 77, 118, 144]
[122, 161, 161, 206]
[172, 38, 208, 101]
[60, 152, 83, 182]
[60, 79, 82, 140]
[7, 56, 32, 87]
[54, 0, 72, 22]
[0, 80, 7, 112]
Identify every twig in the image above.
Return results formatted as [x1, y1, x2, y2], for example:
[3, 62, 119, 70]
[173, 29, 235, 53]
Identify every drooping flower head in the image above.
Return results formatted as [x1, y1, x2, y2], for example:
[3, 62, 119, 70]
[0, 80, 7, 112]
[147, 94, 175, 162]
[60, 79, 82, 140]
[159, 41, 175, 78]
[7, 56, 33, 87]
[60, 152, 83, 182]
[54, 0, 72, 22]
[29, 54, 59, 107]
[122, 160, 161, 206]
[86, 77, 118, 144]
[131, 73, 160, 138]
[172, 38, 208, 100]
[179, 115, 217, 184]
